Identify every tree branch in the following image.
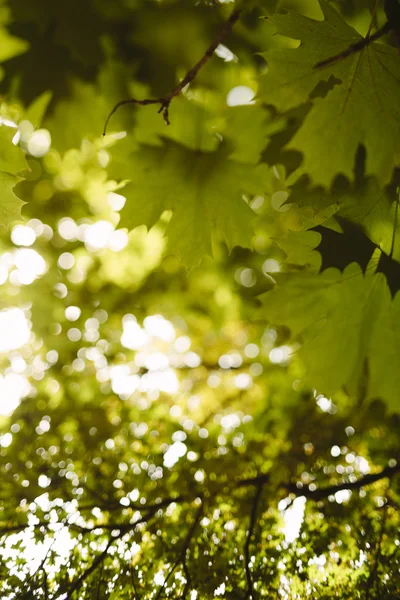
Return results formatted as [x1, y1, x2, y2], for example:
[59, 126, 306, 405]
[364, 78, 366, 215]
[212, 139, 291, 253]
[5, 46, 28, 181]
[154, 501, 204, 600]
[65, 536, 114, 600]
[102, 8, 242, 135]
[244, 483, 263, 600]
[287, 463, 400, 501]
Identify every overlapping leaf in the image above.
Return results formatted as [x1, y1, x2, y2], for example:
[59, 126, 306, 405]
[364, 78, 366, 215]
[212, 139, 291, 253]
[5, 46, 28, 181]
[286, 177, 400, 292]
[259, 0, 400, 185]
[111, 139, 272, 268]
[262, 266, 399, 409]
[0, 126, 27, 227]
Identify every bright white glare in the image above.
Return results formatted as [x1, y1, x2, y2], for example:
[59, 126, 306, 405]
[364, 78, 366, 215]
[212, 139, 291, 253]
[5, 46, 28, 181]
[317, 395, 332, 412]
[84, 220, 114, 251]
[218, 354, 232, 369]
[12, 249, 47, 285]
[194, 469, 205, 483]
[220, 413, 241, 430]
[0, 373, 30, 416]
[269, 345, 292, 365]
[58, 218, 78, 241]
[81, 221, 128, 253]
[163, 441, 187, 468]
[215, 44, 237, 62]
[58, 252, 75, 270]
[144, 315, 176, 342]
[67, 328, 81, 342]
[110, 366, 140, 397]
[0, 495, 79, 584]
[154, 571, 165, 586]
[108, 192, 126, 211]
[28, 129, 51, 157]
[11, 225, 36, 247]
[144, 351, 169, 371]
[38, 474, 51, 488]
[281, 496, 306, 543]
[226, 86, 255, 106]
[0, 118, 18, 128]
[0, 432, 12, 447]
[235, 373, 252, 390]
[109, 230, 128, 252]
[174, 336, 191, 353]
[184, 351, 201, 368]
[214, 583, 226, 597]
[309, 554, 327, 567]
[0, 308, 30, 352]
[140, 370, 179, 394]
[330, 445, 341, 458]
[121, 318, 148, 350]
[355, 456, 370, 474]
[334, 489, 351, 504]
[65, 306, 81, 322]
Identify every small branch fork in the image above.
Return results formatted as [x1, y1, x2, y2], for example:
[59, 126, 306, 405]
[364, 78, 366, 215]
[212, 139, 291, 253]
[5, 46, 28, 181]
[102, 8, 242, 136]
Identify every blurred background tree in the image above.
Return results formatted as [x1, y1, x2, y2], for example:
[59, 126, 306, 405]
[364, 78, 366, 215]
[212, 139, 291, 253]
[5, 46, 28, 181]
[0, 0, 399, 598]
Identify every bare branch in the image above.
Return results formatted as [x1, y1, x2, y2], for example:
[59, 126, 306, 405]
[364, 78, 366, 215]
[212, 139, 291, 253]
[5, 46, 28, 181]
[287, 463, 400, 501]
[103, 8, 242, 135]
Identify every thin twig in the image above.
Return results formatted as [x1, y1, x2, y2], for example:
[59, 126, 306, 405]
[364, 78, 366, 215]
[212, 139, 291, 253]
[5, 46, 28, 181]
[103, 8, 242, 135]
[244, 483, 263, 600]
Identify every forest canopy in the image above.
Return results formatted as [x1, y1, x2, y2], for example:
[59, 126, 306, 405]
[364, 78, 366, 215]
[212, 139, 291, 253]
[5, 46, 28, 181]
[0, 0, 400, 598]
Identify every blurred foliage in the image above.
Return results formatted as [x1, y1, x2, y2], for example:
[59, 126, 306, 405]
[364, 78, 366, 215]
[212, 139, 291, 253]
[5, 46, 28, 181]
[0, 0, 400, 598]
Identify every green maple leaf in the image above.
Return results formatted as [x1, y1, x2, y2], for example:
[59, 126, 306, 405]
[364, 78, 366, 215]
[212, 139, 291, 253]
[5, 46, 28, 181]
[0, 126, 28, 174]
[0, 127, 28, 227]
[259, 0, 400, 185]
[274, 229, 322, 269]
[25, 91, 53, 128]
[0, 172, 25, 227]
[262, 265, 399, 409]
[113, 140, 270, 268]
[289, 176, 400, 261]
[0, 27, 29, 63]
